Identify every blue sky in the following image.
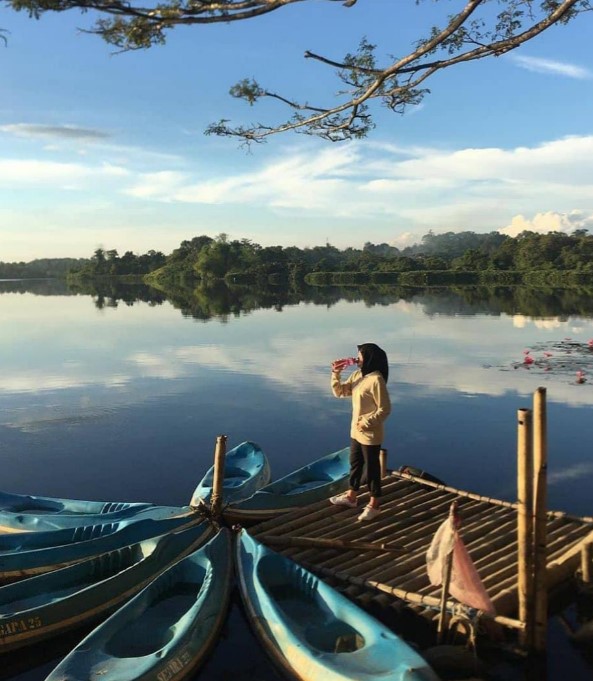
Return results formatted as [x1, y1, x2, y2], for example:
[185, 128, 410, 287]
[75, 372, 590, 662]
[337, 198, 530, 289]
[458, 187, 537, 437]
[2, 1, 593, 261]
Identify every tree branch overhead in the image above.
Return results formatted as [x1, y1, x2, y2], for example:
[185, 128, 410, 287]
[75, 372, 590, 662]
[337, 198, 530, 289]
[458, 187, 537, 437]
[4, 0, 593, 143]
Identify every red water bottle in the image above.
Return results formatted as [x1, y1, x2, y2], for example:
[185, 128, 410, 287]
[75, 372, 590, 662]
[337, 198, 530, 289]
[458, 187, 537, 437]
[332, 356, 358, 372]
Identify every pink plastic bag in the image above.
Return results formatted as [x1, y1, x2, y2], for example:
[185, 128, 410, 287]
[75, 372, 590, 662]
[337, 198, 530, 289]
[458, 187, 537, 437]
[426, 516, 496, 615]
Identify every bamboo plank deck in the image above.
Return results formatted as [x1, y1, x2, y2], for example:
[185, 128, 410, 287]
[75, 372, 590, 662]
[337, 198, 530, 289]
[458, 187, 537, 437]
[243, 470, 593, 627]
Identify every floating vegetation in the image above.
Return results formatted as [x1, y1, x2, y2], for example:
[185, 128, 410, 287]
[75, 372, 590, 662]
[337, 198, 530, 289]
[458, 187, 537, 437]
[507, 339, 593, 384]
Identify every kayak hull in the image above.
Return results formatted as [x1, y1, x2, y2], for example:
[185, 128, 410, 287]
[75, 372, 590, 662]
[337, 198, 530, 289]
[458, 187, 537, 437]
[46, 529, 233, 681]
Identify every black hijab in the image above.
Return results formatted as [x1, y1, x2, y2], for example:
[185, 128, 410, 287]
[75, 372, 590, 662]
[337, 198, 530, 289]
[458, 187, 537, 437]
[358, 343, 389, 383]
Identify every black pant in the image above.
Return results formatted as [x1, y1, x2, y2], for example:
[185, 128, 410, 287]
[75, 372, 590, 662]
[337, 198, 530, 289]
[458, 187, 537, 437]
[349, 439, 382, 498]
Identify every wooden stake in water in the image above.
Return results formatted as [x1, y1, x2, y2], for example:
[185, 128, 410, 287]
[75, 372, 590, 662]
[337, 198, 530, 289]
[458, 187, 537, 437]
[210, 435, 228, 518]
[517, 408, 534, 649]
[532, 387, 548, 653]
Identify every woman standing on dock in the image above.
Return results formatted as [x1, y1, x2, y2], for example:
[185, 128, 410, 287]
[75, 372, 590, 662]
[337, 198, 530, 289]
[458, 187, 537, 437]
[330, 343, 391, 521]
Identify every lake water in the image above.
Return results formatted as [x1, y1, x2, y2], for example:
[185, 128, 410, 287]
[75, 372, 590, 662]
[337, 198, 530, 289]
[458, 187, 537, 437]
[1, 280, 593, 680]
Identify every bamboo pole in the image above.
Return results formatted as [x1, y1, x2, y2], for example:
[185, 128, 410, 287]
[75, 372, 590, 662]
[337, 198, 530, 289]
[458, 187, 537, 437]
[491, 529, 593, 616]
[436, 501, 458, 644]
[532, 387, 548, 653]
[437, 548, 454, 644]
[259, 534, 406, 554]
[581, 543, 592, 584]
[517, 408, 534, 649]
[210, 435, 228, 518]
[393, 469, 520, 510]
[379, 448, 388, 478]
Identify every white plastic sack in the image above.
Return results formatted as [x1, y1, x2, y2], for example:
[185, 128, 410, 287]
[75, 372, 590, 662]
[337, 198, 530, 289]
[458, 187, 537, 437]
[426, 516, 496, 616]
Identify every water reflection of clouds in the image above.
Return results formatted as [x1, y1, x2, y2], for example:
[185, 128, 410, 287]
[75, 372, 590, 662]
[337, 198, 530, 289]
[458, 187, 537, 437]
[512, 315, 563, 330]
[127, 352, 184, 380]
[0, 375, 91, 393]
[3, 295, 593, 412]
[548, 462, 593, 486]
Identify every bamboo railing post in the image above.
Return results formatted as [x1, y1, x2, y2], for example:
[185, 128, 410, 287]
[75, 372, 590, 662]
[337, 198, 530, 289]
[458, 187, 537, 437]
[517, 408, 534, 649]
[437, 501, 458, 644]
[379, 448, 388, 478]
[581, 543, 592, 584]
[532, 387, 548, 653]
[210, 435, 228, 519]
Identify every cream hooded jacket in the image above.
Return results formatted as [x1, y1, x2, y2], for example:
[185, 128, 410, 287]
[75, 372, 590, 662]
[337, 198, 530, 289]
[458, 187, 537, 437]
[331, 368, 391, 446]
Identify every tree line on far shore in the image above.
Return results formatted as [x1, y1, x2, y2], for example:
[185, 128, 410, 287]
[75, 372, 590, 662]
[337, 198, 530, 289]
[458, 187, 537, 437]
[71, 229, 593, 286]
[0, 257, 88, 280]
[5, 228, 593, 286]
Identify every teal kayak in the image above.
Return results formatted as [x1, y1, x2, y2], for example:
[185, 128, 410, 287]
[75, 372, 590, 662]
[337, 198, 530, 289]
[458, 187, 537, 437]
[226, 447, 350, 523]
[0, 490, 151, 516]
[190, 441, 271, 507]
[0, 504, 188, 533]
[236, 530, 440, 681]
[0, 522, 214, 652]
[45, 528, 233, 681]
[0, 511, 201, 580]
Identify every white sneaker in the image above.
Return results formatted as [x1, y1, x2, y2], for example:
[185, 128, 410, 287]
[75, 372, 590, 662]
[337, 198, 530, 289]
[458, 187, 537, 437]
[330, 493, 357, 508]
[358, 505, 380, 521]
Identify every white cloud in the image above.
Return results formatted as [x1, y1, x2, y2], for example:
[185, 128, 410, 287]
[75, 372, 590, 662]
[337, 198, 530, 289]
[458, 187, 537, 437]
[0, 159, 129, 186]
[392, 231, 423, 249]
[125, 171, 189, 199]
[510, 55, 592, 80]
[0, 124, 110, 141]
[114, 135, 593, 227]
[500, 210, 593, 237]
[123, 145, 359, 213]
[4, 130, 593, 259]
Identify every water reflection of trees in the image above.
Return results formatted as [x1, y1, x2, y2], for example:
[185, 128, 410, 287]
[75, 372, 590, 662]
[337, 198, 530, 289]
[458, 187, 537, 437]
[5, 279, 593, 319]
[419, 286, 593, 319]
[67, 280, 167, 310]
[0, 279, 72, 296]
[145, 283, 593, 321]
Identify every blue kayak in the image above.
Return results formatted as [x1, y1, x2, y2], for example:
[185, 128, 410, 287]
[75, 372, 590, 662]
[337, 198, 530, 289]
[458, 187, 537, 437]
[0, 504, 189, 533]
[0, 490, 151, 516]
[0, 522, 214, 652]
[190, 441, 271, 507]
[45, 528, 232, 681]
[236, 531, 440, 681]
[0, 511, 201, 581]
[226, 447, 350, 523]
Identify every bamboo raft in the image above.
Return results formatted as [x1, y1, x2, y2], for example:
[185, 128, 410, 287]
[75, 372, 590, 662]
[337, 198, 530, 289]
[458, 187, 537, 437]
[244, 468, 593, 634]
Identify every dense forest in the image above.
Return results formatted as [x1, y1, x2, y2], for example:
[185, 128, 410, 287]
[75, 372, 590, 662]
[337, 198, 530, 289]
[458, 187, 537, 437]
[68, 248, 167, 278]
[138, 229, 593, 288]
[7, 229, 593, 287]
[0, 258, 89, 280]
